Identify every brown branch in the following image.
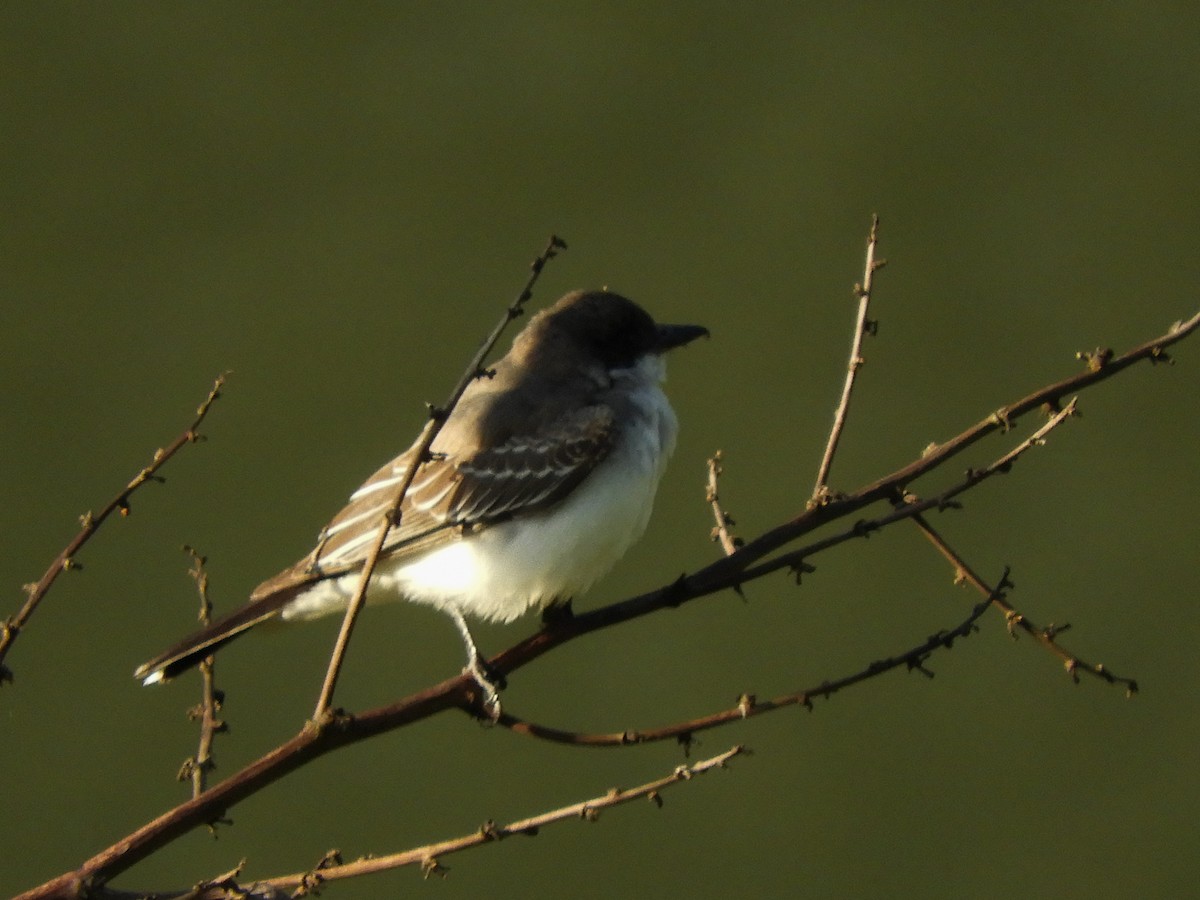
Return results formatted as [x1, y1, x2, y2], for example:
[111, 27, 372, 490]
[115, 746, 745, 899]
[488, 404, 1089, 748]
[494, 576, 1004, 747]
[812, 214, 884, 501]
[0, 373, 228, 685]
[911, 513, 1138, 695]
[731, 399, 1081, 587]
[176, 547, 227, 802]
[699, 308, 1200, 594]
[311, 236, 568, 721]
[15, 310, 1198, 899]
[740, 399, 1139, 692]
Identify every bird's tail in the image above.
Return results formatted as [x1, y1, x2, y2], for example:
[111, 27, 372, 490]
[134, 586, 305, 685]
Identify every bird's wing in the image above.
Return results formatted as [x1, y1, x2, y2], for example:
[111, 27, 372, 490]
[249, 404, 615, 601]
[448, 404, 614, 521]
[139, 406, 616, 683]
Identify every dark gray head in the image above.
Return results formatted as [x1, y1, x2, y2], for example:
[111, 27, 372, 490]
[515, 290, 708, 370]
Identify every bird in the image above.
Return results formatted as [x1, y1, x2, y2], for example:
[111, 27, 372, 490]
[134, 289, 707, 706]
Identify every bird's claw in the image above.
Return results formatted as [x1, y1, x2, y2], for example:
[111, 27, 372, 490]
[465, 654, 505, 721]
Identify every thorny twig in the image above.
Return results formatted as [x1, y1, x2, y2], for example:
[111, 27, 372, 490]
[706, 452, 742, 558]
[126, 747, 746, 899]
[733, 399, 1082, 586]
[812, 214, 884, 501]
[911, 513, 1138, 695]
[177, 546, 227, 802]
[691, 308, 1200, 601]
[494, 577, 1005, 747]
[0, 374, 228, 684]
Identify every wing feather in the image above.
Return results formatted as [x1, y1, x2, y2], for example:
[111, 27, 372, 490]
[250, 405, 614, 602]
[449, 406, 613, 522]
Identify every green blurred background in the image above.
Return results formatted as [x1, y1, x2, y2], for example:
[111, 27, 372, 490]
[3, 4, 1197, 898]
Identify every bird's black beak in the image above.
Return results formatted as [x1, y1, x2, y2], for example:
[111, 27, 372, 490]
[654, 322, 710, 353]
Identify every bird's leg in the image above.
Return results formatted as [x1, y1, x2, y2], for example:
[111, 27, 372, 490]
[447, 608, 504, 719]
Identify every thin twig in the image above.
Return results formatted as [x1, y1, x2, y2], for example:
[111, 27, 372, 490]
[812, 215, 884, 501]
[705, 452, 741, 557]
[0, 374, 228, 685]
[737, 399, 1082, 585]
[126, 747, 746, 899]
[493, 578, 1004, 747]
[701, 309, 1200, 594]
[911, 513, 1138, 695]
[746, 399, 1138, 691]
[177, 547, 226, 801]
[311, 236, 568, 721]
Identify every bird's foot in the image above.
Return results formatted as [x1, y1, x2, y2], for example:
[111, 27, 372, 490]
[464, 653, 506, 721]
[541, 598, 574, 627]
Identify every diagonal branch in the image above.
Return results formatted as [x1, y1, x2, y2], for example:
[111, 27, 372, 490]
[812, 214, 884, 500]
[734, 399, 1080, 585]
[0, 373, 228, 685]
[493, 576, 1004, 747]
[311, 236, 568, 720]
[489, 406, 1099, 747]
[122, 747, 746, 899]
[704, 309, 1200, 592]
[911, 513, 1138, 695]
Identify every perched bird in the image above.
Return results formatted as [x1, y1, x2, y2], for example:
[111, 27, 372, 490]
[135, 290, 707, 703]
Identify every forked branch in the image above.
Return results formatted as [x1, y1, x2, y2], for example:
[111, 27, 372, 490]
[0, 373, 228, 684]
